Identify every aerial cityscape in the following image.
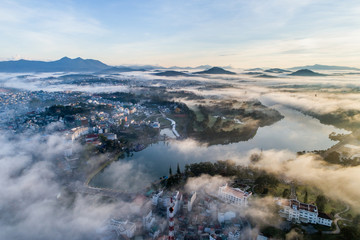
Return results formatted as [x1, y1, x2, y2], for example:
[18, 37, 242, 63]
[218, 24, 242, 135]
[1, 1, 360, 240]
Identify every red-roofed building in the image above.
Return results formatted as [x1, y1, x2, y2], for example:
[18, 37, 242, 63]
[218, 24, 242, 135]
[278, 199, 332, 227]
[85, 134, 98, 143]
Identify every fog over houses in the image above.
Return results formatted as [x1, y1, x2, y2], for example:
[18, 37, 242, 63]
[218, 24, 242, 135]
[2, 0, 360, 239]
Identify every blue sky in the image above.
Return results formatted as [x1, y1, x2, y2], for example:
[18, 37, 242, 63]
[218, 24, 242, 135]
[1, 0, 360, 67]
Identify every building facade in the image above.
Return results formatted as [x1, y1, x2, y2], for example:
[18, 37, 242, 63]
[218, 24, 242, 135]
[278, 199, 332, 227]
[218, 184, 252, 207]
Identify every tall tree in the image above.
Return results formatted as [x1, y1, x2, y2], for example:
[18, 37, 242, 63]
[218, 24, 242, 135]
[282, 189, 290, 198]
[304, 189, 308, 203]
[169, 166, 172, 176]
[316, 195, 327, 212]
[176, 163, 181, 175]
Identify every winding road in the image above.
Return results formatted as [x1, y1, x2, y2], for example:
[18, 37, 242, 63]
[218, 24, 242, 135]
[166, 117, 180, 138]
[160, 111, 180, 138]
[323, 205, 351, 235]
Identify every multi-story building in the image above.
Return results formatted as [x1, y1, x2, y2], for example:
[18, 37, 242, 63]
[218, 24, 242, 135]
[152, 190, 163, 206]
[143, 210, 156, 231]
[218, 184, 252, 207]
[108, 219, 136, 238]
[187, 191, 197, 212]
[278, 199, 332, 227]
[166, 191, 182, 217]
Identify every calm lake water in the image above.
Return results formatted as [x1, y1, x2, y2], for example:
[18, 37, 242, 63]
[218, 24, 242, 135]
[90, 106, 349, 190]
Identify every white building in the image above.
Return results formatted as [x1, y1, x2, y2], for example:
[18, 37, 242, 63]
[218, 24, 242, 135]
[278, 199, 332, 227]
[166, 191, 182, 217]
[103, 133, 117, 140]
[69, 127, 89, 141]
[188, 191, 197, 212]
[143, 210, 156, 231]
[152, 190, 163, 206]
[218, 184, 252, 207]
[109, 219, 136, 238]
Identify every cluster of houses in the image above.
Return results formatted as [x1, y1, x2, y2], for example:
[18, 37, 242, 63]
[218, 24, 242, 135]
[100, 183, 334, 240]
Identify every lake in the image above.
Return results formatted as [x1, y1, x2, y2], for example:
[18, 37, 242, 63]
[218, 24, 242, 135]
[90, 106, 349, 191]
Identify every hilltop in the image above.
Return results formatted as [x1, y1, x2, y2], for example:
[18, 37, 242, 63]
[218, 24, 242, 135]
[194, 67, 236, 75]
[154, 70, 189, 77]
[289, 69, 326, 76]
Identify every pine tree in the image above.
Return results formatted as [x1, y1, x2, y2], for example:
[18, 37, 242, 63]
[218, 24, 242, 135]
[176, 163, 181, 175]
[169, 166, 172, 176]
[304, 189, 308, 203]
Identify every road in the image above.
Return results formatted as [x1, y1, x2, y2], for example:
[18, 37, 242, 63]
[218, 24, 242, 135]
[323, 205, 350, 235]
[166, 117, 180, 138]
[160, 111, 180, 138]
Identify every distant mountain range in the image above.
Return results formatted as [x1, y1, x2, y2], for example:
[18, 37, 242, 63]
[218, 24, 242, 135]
[194, 67, 236, 75]
[264, 68, 291, 73]
[289, 64, 360, 71]
[289, 69, 326, 76]
[0, 57, 110, 72]
[245, 68, 263, 71]
[97, 66, 146, 74]
[1, 57, 359, 74]
[256, 74, 277, 78]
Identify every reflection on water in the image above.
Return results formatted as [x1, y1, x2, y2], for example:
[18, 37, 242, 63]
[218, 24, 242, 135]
[90, 107, 349, 190]
[160, 128, 176, 138]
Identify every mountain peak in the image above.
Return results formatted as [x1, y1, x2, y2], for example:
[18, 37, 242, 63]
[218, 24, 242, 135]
[59, 56, 71, 61]
[289, 69, 325, 76]
[194, 67, 236, 75]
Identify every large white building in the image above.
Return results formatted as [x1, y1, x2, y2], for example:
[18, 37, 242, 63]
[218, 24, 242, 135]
[69, 127, 89, 142]
[278, 199, 333, 227]
[218, 184, 252, 207]
[108, 219, 136, 238]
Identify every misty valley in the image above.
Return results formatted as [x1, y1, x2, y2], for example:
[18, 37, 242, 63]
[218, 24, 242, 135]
[1, 60, 360, 240]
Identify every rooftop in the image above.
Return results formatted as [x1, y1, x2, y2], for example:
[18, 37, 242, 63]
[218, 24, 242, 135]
[282, 199, 318, 213]
[220, 185, 251, 199]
